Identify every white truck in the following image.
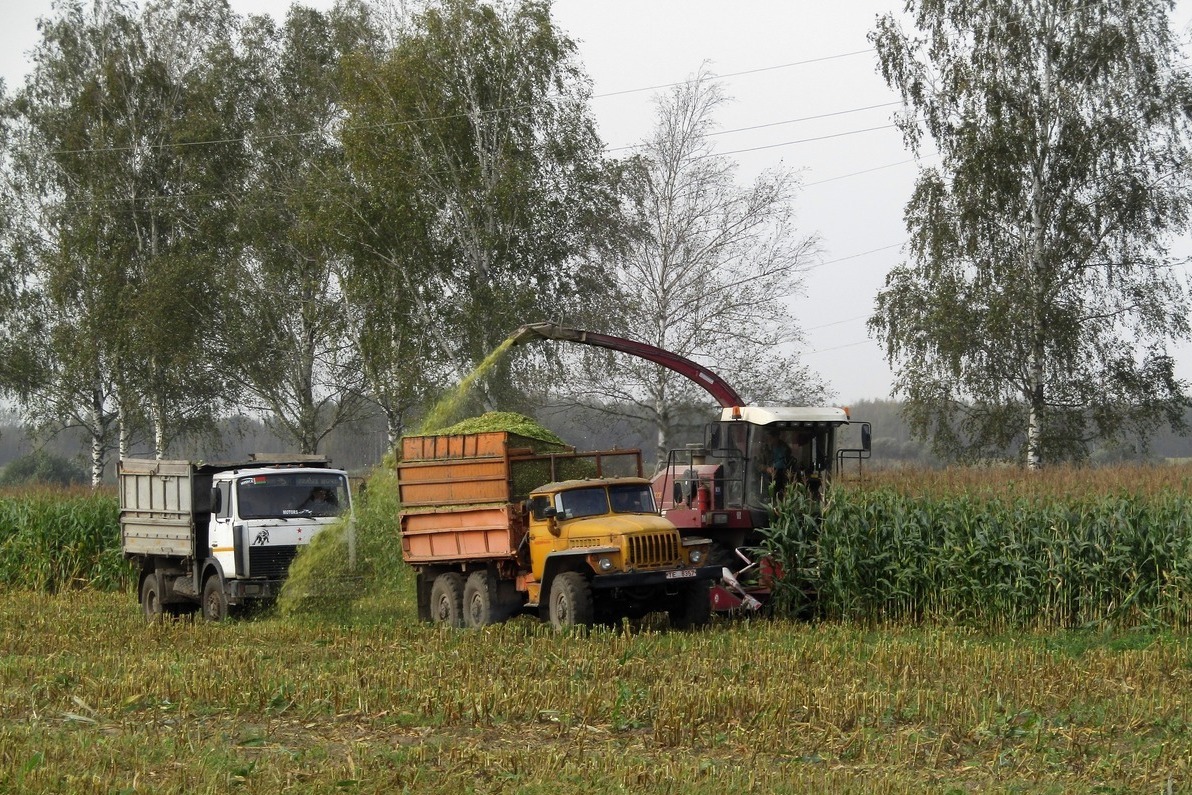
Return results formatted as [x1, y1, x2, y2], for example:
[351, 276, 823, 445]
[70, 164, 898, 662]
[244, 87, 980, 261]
[119, 454, 352, 620]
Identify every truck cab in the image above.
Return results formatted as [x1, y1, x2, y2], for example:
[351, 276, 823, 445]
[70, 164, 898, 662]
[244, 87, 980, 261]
[515, 476, 717, 627]
[524, 478, 713, 593]
[208, 466, 352, 596]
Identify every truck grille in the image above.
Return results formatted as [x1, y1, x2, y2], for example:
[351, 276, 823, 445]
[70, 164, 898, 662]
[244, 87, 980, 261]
[248, 545, 299, 579]
[627, 533, 679, 569]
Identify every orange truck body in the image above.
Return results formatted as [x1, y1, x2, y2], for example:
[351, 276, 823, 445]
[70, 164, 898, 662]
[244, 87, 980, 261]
[396, 431, 719, 629]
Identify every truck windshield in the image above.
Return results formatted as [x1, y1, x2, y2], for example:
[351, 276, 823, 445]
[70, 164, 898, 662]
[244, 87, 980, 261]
[236, 473, 350, 519]
[556, 487, 609, 520]
[608, 483, 656, 514]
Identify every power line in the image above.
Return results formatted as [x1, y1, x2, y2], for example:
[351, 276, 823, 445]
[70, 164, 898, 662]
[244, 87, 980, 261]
[39, 47, 885, 159]
[603, 101, 902, 154]
[706, 125, 896, 159]
[591, 49, 876, 99]
[804, 314, 871, 332]
[809, 243, 905, 271]
[804, 157, 922, 187]
[801, 338, 877, 355]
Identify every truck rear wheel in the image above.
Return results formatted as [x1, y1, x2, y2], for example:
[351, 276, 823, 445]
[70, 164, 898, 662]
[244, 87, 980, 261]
[549, 572, 593, 629]
[463, 571, 498, 628]
[430, 572, 465, 627]
[141, 574, 164, 622]
[202, 575, 228, 622]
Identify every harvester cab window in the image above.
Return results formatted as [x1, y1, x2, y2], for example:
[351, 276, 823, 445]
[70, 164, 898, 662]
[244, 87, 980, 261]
[556, 487, 609, 520]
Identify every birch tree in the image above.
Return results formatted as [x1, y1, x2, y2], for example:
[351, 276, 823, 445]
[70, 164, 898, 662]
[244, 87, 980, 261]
[556, 69, 822, 463]
[870, 0, 1192, 467]
[2, 0, 243, 480]
[341, 0, 624, 436]
[230, 2, 379, 454]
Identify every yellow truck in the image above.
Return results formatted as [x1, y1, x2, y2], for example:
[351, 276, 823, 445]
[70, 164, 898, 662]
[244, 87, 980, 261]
[397, 431, 720, 629]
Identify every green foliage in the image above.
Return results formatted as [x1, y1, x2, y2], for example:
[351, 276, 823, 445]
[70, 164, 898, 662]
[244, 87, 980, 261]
[765, 485, 1192, 629]
[4, 0, 249, 474]
[869, 0, 1192, 466]
[0, 490, 131, 591]
[0, 451, 88, 487]
[340, 0, 626, 424]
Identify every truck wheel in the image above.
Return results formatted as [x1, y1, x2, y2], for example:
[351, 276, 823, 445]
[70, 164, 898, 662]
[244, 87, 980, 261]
[202, 575, 228, 622]
[463, 571, 498, 628]
[549, 572, 594, 629]
[429, 572, 465, 627]
[671, 580, 712, 630]
[141, 574, 164, 622]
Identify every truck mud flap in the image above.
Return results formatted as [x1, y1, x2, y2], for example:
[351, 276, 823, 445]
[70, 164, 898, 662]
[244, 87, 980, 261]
[589, 565, 722, 590]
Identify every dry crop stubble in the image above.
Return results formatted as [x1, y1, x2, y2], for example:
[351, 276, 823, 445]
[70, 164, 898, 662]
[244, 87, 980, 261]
[4, 592, 1192, 793]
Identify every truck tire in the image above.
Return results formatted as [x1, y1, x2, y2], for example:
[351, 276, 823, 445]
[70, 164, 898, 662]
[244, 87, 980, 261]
[429, 572, 465, 627]
[670, 580, 712, 630]
[202, 574, 229, 622]
[548, 572, 594, 630]
[141, 574, 164, 622]
[463, 571, 498, 628]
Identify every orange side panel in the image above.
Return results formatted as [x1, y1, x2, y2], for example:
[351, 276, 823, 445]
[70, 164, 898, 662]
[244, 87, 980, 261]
[401, 506, 521, 563]
[397, 458, 511, 506]
[401, 432, 515, 462]
[400, 507, 522, 562]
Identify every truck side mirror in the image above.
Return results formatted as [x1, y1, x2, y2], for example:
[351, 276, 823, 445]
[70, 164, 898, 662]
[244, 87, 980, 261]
[673, 481, 683, 506]
[210, 487, 222, 514]
[861, 422, 872, 452]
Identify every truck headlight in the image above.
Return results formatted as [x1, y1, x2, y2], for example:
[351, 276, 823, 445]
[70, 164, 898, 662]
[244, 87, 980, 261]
[598, 557, 614, 571]
[689, 549, 704, 564]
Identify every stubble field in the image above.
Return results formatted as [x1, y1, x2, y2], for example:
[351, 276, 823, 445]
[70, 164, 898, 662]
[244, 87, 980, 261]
[2, 589, 1191, 794]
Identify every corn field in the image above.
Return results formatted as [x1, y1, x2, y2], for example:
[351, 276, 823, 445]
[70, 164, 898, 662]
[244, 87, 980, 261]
[765, 464, 1192, 628]
[0, 488, 131, 592]
[5, 464, 1192, 631]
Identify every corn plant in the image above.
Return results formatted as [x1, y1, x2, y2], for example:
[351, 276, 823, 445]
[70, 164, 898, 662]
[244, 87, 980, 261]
[765, 471, 1192, 629]
[0, 489, 132, 592]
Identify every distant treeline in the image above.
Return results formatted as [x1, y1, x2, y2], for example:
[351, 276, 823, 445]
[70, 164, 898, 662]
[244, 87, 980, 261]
[4, 397, 1189, 485]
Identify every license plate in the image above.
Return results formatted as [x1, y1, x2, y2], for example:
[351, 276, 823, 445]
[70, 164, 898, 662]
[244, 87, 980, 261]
[666, 569, 697, 580]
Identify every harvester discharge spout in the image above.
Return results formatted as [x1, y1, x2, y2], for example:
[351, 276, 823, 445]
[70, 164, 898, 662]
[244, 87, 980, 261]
[509, 322, 745, 409]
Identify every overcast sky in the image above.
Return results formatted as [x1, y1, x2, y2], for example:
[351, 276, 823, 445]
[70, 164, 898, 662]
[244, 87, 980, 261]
[3, 0, 1191, 404]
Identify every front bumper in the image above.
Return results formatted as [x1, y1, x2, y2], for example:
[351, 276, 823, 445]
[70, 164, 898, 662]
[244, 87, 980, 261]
[590, 564, 723, 590]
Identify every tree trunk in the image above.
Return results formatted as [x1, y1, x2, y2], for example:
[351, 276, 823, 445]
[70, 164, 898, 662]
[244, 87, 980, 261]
[89, 398, 108, 488]
[1026, 345, 1044, 471]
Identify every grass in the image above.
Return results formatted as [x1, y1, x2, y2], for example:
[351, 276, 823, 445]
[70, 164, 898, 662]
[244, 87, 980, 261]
[2, 591, 1192, 793]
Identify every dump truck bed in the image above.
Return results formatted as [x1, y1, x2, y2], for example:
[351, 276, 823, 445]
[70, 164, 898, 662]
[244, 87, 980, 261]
[119, 458, 204, 558]
[397, 431, 642, 566]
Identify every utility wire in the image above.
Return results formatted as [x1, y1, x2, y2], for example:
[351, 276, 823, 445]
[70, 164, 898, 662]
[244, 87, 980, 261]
[805, 339, 874, 355]
[603, 101, 901, 154]
[591, 49, 875, 99]
[808, 243, 905, 271]
[40, 47, 886, 158]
